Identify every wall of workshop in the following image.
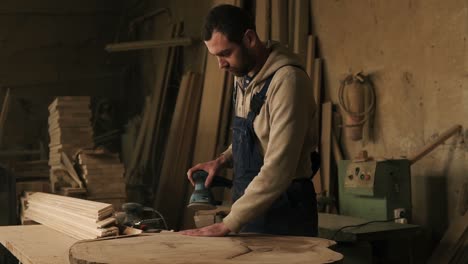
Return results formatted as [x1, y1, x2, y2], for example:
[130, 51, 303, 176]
[0, 0, 123, 152]
[135, 0, 215, 92]
[311, 0, 467, 254]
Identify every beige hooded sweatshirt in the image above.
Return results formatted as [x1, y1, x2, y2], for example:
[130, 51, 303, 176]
[222, 41, 318, 233]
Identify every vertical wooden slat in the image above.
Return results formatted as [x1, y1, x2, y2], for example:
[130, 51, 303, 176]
[155, 73, 193, 229]
[320, 102, 332, 210]
[288, 0, 295, 49]
[271, 0, 288, 45]
[306, 35, 316, 78]
[255, 0, 271, 41]
[313, 58, 322, 138]
[0, 88, 11, 148]
[293, 0, 309, 65]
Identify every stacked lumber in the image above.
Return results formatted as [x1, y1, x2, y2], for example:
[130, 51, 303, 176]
[23, 192, 118, 240]
[13, 160, 51, 225]
[48, 96, 93, 192]
[77, 149, 126, 210]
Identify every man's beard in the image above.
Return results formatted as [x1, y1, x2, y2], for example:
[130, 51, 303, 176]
[230, 44, 255, 77]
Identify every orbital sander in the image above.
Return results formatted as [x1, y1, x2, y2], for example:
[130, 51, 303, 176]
[187, 170, 232, 210]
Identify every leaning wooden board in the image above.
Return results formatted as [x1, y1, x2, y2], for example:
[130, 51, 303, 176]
[69, 232, 343, 264]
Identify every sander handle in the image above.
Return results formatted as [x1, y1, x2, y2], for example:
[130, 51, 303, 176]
[193, 170, 232, 188]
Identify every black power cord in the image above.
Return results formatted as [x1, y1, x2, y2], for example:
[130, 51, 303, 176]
[330, 217, 405, 240]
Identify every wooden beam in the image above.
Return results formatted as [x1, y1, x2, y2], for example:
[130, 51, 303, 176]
[105, 38, 193, 52]
[408, 125, 462, 165]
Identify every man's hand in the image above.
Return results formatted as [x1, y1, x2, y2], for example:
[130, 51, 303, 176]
[187, 155, 228, 187]
[179, 223, 231, 237]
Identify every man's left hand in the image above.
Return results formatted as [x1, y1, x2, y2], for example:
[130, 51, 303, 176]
[179, 223, 231, 237]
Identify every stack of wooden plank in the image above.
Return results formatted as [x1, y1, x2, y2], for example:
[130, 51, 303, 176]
[48, 97, 93, 192]
[13, 160, 51, 225]
[77, 149, 126, 210]
[23, 192, 118, 240]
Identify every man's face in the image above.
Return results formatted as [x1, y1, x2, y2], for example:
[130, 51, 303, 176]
[204, 31, 254, 77]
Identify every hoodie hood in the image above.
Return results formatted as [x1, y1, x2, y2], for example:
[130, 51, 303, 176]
[250, 41, 305, 85]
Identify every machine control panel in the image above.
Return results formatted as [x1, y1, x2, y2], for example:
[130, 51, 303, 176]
[344, 161, 377, 194]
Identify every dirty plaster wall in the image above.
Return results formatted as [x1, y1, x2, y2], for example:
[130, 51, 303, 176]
[0, 0, 122, 151]
[311, 0, 468, 241]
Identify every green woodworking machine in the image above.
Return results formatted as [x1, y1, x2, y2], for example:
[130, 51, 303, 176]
[337, 125, 462, 222]
[338, 159, 411, 221]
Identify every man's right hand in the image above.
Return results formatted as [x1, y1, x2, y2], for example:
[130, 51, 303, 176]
[187, 155, 228, 187]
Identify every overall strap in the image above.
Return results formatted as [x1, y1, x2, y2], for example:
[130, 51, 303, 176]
[246, 74, 275, 123]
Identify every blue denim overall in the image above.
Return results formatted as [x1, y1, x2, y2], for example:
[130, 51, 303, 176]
[231, 72, 318, 236]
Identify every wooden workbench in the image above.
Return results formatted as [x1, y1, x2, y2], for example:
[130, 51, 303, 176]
[318, 213, 420, 242]
[0, 225, 343, 264]
[0, 225, 76, 264]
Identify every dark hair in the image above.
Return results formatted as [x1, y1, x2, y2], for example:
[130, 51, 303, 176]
[203, 4, 255, 44]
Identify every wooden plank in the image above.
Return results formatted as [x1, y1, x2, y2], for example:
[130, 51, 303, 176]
[313, 58, 322, 135]
[181, 57, 227, 230]
[428, 213, 468, 264]
[0, 88, 10, 148]
[255, 0, 270, 41]
[288, 0, 295, 49]
[26, 192, 113, 218]
[144, 22, 182, 178]
[293, 0, 309, 65]
[331, 130, 343, 162]
[125, 97, 151, 183]
[69, 233, 342, 264]
[271, 0, 288, 44]
[105, 38, 193, 52]
[306, 35, 316, 78]
[24, 192, 117, 240]
[48, 96, 90, 112]
[155, 72, 194, 229]
[408, 124, 462, 165]
[320, 102, 332, 209]
[0, 225, 76, 264]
